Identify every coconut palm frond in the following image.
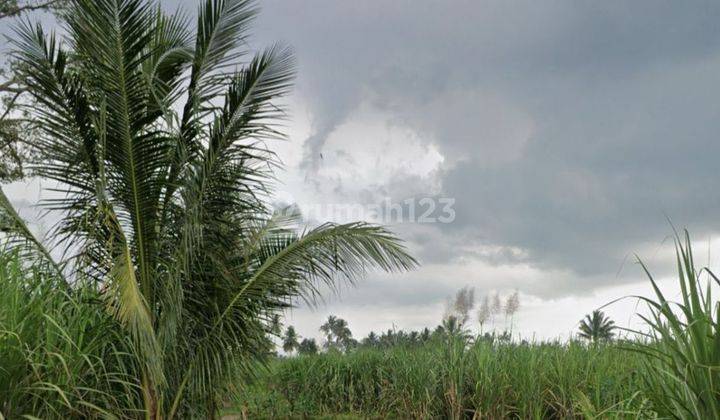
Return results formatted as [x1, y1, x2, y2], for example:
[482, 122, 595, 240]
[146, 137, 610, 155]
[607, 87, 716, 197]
[0, 187, 61, 276]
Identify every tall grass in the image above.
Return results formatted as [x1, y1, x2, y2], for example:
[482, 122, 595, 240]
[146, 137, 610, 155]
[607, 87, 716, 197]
[0, 251, 142, 418]
[630, 231, 720, 419]
[2, 219, 718, 419]
[235, 231, 720, 419]
[233, 337, 650, 418]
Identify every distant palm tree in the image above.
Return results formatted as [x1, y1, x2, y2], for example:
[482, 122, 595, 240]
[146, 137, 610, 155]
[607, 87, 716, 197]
[297, 338, 319, 355]
[362, 331, 380, 348]
[320, 315, 354, 352]
[270, 314, 283, 336]
[282, 326, 300, 354]
[578, 310, 616, 343]
[1, 0, 416, 417]
[440, 315, 471, 341]
[380, 329, 395, 348]
[420, 327, 431, 342]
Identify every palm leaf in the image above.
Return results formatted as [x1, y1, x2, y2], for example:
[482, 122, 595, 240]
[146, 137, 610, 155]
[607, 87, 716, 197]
[97, 197, 163, 389]
[164, 0, 257, 207]
[65, 0, 174, 301]
[0, 187, 62, 277]
[167, 222, 416, 417]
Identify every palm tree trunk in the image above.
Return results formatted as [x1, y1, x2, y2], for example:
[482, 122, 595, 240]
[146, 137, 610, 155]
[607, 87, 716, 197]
[142, 373, 160, 420]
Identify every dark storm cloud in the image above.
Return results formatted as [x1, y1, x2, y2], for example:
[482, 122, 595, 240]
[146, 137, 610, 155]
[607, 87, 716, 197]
[175, 0, 720, 291]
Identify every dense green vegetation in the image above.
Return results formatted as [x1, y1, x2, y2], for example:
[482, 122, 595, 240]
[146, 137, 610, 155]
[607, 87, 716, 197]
[232, 232, 720, 419]
[0, 251, 143, 417]
[234, 339, 649, 418]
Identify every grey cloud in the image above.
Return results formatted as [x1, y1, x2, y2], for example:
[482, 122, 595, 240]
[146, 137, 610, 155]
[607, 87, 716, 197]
[173, 0, 720, 292]
[262, 1, 720, 279]
[441, 49, 720, 277]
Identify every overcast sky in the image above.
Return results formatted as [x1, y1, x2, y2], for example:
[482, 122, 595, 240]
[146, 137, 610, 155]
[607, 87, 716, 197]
[6, 0, 720, 342]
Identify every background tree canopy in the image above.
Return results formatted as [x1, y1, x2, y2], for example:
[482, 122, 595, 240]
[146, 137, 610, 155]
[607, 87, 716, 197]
[0, 0, 63, 19]
[0, 0, 65, 182]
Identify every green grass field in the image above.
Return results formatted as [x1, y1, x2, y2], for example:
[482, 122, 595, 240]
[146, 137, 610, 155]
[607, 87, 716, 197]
[231, 338, 651, 419]
[229, 233, 720, 419]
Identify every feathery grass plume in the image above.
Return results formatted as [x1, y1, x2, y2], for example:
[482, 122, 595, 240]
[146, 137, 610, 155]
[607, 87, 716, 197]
[477, 294, 491, 332]
[504, 289, 520, 330]
[444, 286, 475, 326]
[492, 292, 501, 310]
[490, 291, 502, 330]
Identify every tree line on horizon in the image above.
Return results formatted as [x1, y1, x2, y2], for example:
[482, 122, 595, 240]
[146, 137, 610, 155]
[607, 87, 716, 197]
[280, 287, 616, 356]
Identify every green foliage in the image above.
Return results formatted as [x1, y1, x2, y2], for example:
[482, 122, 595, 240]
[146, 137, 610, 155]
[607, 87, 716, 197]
[1, 0, 66, 182]
[235, 231, 720, 419]
[0, 61, 35, 183]
[360, 327, 433, 349]
[297, 338, 319, 356]
[578, 310, 616, 343]
[0, 0, 715, 418]
[233, 337, 652, 419]
[0, 112, 29, 182]
[320, 315, 356, 352]
[630, 231, 720, 419]
[282, 326, 300, 354]
[0, 251, 142, 418]
[0, 0, 65, 19]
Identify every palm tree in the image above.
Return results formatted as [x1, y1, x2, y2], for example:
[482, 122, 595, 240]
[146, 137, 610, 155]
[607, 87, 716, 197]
[362, 331, 380, 348]
[578, 310, 616, 343]
[297, 338, 318, 355]
[420, 327, 431, 342]
[320, 315, 354, 352]
[1, 0, 416, 417]
[442, 315, 466, 337]
[282, 326, 300, 354]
